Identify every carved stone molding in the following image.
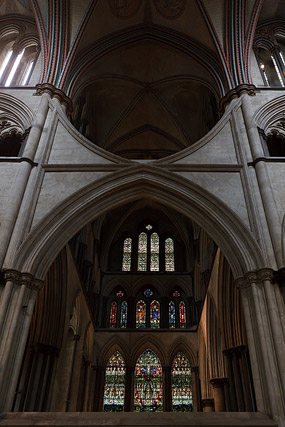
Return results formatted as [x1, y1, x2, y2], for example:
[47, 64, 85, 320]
[235, 268, 274, 289]
[3, 269, 21, 285]
[219, 84, 256, 114]
[2, 269, 43, 291]
[35, 83, 73, 115]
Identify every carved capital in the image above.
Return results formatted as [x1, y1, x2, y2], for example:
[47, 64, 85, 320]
[3, 269, 22, 284]
[236, 268, 274, 289]
[27, 278, 44, 292]
[219, 84, 256, 114]
[35, 83, 73, 115]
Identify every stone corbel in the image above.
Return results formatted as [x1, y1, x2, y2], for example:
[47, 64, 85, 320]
[219, 84, 256, 114]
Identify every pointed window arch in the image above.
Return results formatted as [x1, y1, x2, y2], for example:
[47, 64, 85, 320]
[171, 352, 192, 412]
[103, 351, 126, 412]
[138, 232, 147, 271]
[110, 302, 117, 328]
[150, 300, 160, 328]
[150, 232, 159, 271]
[120, 301, 128, 328]
[179, 301, 186, 328]
[165, 237, 175, 271]
[122, 237, 132, 271]
[169, 301, 175, 328]
[134, 349, 163, 412]
[136, 300, 146, 328]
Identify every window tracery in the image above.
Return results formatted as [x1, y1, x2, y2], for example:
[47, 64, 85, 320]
[134, 349, 163, 412]
[171, 352, 192, 412]
[103, 351, 126, 412]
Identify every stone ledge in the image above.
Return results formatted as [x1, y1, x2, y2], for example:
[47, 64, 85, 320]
[0, 412, 277, 426]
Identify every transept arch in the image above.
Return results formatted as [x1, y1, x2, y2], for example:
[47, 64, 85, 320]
[11, 166, 265, 281]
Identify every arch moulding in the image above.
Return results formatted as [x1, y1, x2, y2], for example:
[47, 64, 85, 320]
[11, 166, 265, 280]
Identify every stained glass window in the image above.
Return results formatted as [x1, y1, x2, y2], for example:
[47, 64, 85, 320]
[173, 290, 180, 297]
[171, 352, 192, 412]
[134, 349, 163, 412]
[138, 232, 147, 271]
[150, 300, 160, 328]
[120, 301, 127, 328]
[150, 232, 159, 271]
[103, 351, 126, 412]
[169, 301, 175, 328]
[144, 289, 153, 298]
[165, 238, 175, 271]
[116, 290, 124, 297]
[122, 238, 132, 271]
[179, 301, 186, 328]
[136, 300, 146, 328]
[110, 302, 117, 328]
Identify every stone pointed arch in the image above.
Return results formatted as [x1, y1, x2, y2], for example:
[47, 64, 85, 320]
[12, 166, 265, 280]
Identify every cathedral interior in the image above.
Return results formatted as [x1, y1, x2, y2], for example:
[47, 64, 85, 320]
[0, 0, 285, 426]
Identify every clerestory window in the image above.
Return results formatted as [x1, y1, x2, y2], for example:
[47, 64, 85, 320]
[122, 224, 175, 272]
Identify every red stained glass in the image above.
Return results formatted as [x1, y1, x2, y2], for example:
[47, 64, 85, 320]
[110, 301, 117, 328]
[179, 301, 186, 328]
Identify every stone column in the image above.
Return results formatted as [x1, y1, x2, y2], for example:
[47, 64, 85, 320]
[93, 366, 105, 411]
[163, 366, 172, 411]
[237, 269, 285, 421]
[191, 366, 202, 412]
[210, 378, 228, 412]
[202, 398, 214, 412]
[124, 366, 134, 412]
[0, 271, 43, 412]
[223, 349, 237, 411]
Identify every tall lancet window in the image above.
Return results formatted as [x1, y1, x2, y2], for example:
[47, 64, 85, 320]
[138, 232, 147, 271]
[171, 352, 192, 412]
[120, 301, 128, 328]
[169, 301, 175, 328]
[150, 232, 159, 271]
[150, 300, 160, 328]
[136, 300, 146, 328]
[165, 238, 175, 271]
[122, 237, 132, 271]
[134, 349, 163, 412]
[110, 302, 117, 328]
[179, 301, 186, 328]
[103, 351, 126, 412]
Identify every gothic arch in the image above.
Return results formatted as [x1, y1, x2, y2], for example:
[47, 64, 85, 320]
[168, 342, 196, 368]
[130, 336, 166, 368]
[12, 166, 265, 280]
[254, 94, 285, 138]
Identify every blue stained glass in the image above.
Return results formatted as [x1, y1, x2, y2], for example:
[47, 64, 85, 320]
[120, 301, 127, 328]
[134, 349, 163, 412]
[150, 300, 160, 328]
[136, 300, 146, 328]
[169, 301, 175, 328]
[144, 289, 153, 297]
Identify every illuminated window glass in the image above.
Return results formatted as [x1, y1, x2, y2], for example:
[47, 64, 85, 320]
[150, 232, 159, 271]
[144, 289, 153, 298]
[138, 232, 147, 271]
[179, 301, 186, 328]
[150, 300, 160, 328]
[122, 237, 132, 271]
[103, 351, 126, 412]
[169, 301, 175, 328]
[120, 301, 127, 328]
[110, 302, 117, 328]
[134, 349, 163, 412]
[165, 238, 175, 271]
[172, 352, 192, 412]
[136, 300, 146, 328]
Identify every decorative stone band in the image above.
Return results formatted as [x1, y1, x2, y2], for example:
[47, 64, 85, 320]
[235, 268, 275, 289]
[219, 84, 256, 114]
[3, 269, 43, 291]
[35, 83, 73, 115]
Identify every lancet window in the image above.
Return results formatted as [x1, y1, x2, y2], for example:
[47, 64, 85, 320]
[122, 225, 175, 272]
[171, 352, 192, 412]
[134, 349, 163, 412]
[103, 351, 126, 412]
[109, 291, 128, 328]
[168, 291, 188, 328]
